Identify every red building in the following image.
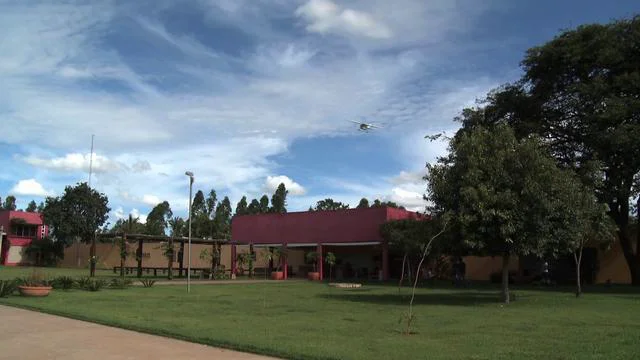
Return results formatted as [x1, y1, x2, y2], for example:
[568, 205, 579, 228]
[0, 210, 49, 266]
[231, 206, 426, 280]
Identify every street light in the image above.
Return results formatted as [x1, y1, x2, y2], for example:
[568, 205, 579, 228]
[185, 171, 194, 293]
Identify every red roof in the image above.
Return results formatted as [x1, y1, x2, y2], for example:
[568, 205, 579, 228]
[0, 210, 45, 227]
[231, 206, 427, 245]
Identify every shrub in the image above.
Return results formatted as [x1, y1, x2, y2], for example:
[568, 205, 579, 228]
[24, 236, 64, 266]
[85, 279, 107, 292]
[109, 278, 133, 289]
[140, 279, 156, 288]
[52, 276, 75, 290]
[75, 277, 92, 290]
[0, 280, 18, 298]
[19, 269, 51, 287]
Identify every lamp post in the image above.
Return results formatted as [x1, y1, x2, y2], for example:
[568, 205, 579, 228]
[185, 171, 194, 293]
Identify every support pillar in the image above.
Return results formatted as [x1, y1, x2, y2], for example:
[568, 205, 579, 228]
[249, 243, 254, 278]
[382, 240, 389, 281]
[178, 241, 185, 277]
[317, 244, 323, 281]
[231, 243, 237, 277]
[136, 239, 143, 278]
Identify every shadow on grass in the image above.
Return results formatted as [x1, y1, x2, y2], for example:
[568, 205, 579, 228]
[318, 290, 505, 306]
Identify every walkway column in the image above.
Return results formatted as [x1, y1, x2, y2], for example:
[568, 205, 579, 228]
[382, 240, 389, 281]
[231, 243, 237, 278]
[317, 244, 323, 281]
[136, 239, 143, 278]
[249, 243, 254, 278]
[178, 241, 185, 277]
[282, 244, 288, 280]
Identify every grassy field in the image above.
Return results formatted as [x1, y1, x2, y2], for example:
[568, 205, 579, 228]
[1, 272, 639, 360]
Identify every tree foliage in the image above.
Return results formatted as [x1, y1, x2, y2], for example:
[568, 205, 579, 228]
[168, 216, 186, 237]
[461, 16, 640, 284]
[356, 198, 370, 209]
[311, 198, 350, 211]
[42, 183, 110, 246]
[426, 124, 598, 303]
[247, 198, 261, 214]
[270, 183, 288, 213]
[2, 195, 17, 211]
[145, 201, 173, 236]
[235, 196, 248, 216]
[259, 195, 270, 213]
[213, 196, 232, 239]
[26, 200, 37, 212]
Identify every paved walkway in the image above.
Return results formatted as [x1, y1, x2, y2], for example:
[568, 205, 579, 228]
[0, 305, 279, 360]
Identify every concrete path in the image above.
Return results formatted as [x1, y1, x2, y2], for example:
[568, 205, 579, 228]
[0, 305, 280, 360]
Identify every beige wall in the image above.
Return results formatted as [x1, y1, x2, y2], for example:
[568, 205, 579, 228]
[463, 256, 520, 281]
[596, 239, 636, 284]
[60, 243, 307, 275]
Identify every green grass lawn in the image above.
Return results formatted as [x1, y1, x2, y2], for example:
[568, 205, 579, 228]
[1, 276, 639, 360]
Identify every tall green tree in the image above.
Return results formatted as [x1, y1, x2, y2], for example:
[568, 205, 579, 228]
[426, 124, 596, 303]
[270, 184, 288, 213]
[26, 200, 38, 212]
[206, 190, 217, 217]
[190, 190, 211, 238]
[168, 216, 186, 237]
[247, 198, 261, 214]
[259, 195, 270, 214]
[42, 182, 110, 276]
[357, 198, 370, 209]
[463, 16, 640, 284]
[2, 195, 17, 211]
[36, 201, 45, 213]
[213, 197, 233, 239]
[191, 190, 207, 216]
[110, 215, 146, 234]
[145, 201, 173, 236]
[235, 196, 248, 216]
[311, 198, 350, 211]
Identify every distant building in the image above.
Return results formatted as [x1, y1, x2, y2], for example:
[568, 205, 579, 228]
[0, 210, 49, 266]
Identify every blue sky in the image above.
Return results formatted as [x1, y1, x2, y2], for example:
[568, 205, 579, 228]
[1, 0, 637, 223]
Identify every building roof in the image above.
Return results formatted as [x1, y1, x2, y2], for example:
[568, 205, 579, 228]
[231, 206, 427, 246]
[0, 210, 45, 226]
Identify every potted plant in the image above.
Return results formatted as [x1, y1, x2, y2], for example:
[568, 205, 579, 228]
[267, 248, 285, 280]
[306, 251, 321, 281]
[18, 270, 52, 297]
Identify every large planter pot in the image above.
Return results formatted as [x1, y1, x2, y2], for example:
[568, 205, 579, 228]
[18, 286, 52, 297]
[271, 271, 284, 280]
[307, 272, 320, 281]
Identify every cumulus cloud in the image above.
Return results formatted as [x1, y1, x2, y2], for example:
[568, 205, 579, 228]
[295, 0, 392, 39]
[390, 170, 425, 185]
[21, 153, 125, 174]
[263, 176, 306, 196]
[142, 195, 161, 206]
[10, 179, 53, 197]
[383, 187, 426, 211]
[112, 207, 147, 224]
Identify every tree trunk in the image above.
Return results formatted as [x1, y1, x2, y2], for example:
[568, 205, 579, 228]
[210, 243, 216, 279]
[398, 253, 407, 294]
[90, 235, 96, 277]
[136, 239, 143, 278]
[501, 253, 510, 304]
[613, 198, 640, 285]
[574, 250, 582, 297]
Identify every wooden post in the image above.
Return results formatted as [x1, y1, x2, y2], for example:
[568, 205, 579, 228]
[382, 240, 389, 281]
[136, 238, 143, 278]
[120, 234, 126, 278]
[231, 243, 237, 277]
[168, 237, 174, 280]
[179, 241, 185, 277]
[282, 244, 288, 280]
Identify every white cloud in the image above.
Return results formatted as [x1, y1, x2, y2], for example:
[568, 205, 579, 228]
[296, 0, 392, 39]
[264, 175, 306, 196]
[142, 195, 161, 206]
[390, 170, 425, 185]
[10, 179, 53, 197]
[112, 207, 147, 224]
[383, 187, 426, 211]
[22, 153, 125, 174]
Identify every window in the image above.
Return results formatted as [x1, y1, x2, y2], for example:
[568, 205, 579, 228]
[11, 225, 37, 238]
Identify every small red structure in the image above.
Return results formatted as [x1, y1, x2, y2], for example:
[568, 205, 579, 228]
[231, 206, 426, 280]
[0, 210, 49, 266]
